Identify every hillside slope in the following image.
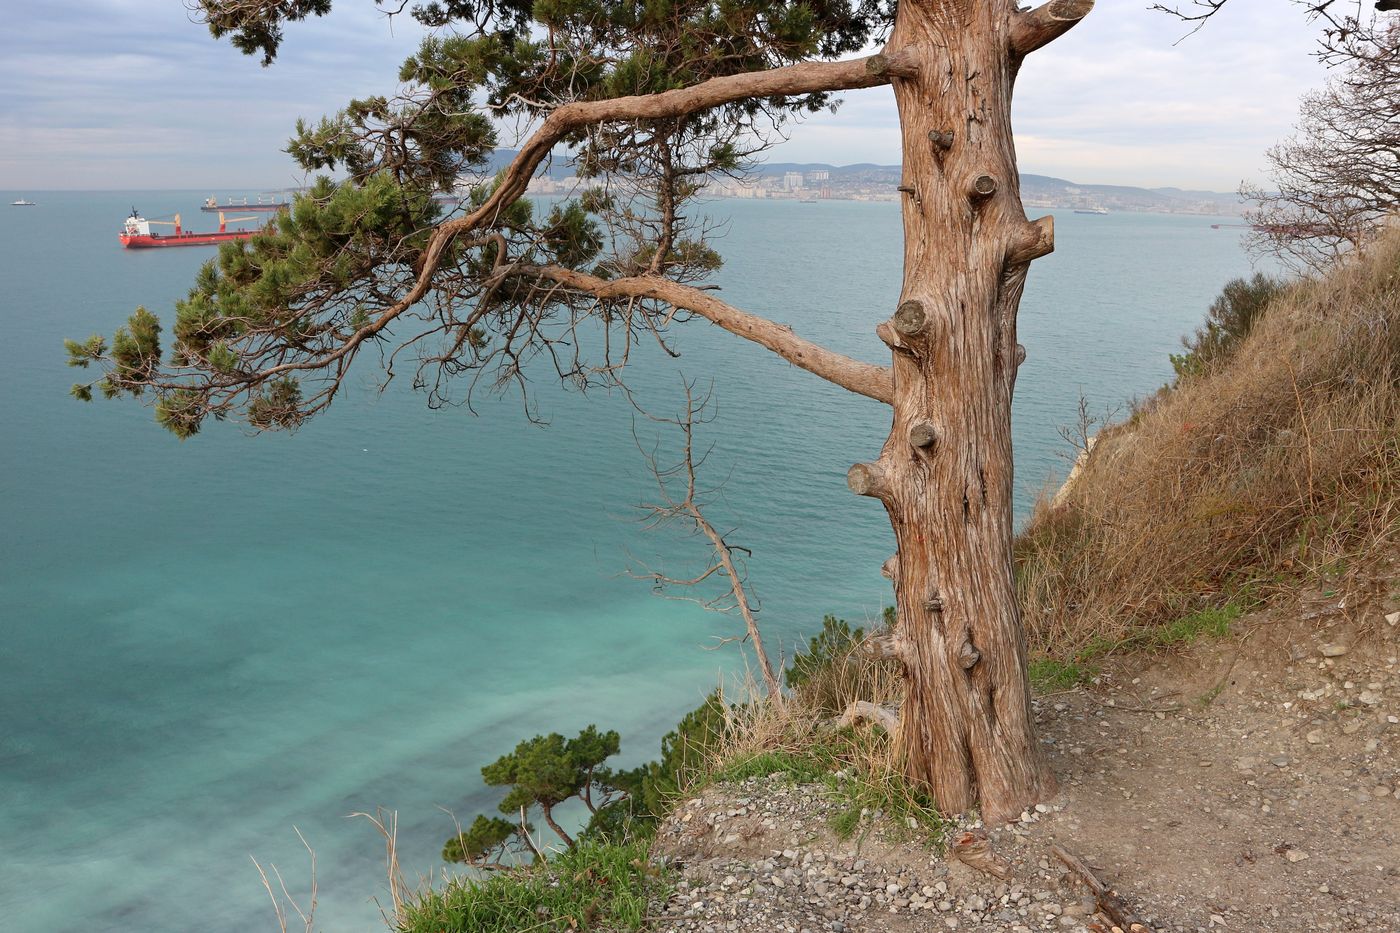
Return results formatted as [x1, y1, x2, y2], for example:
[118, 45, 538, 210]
[1018, 230, 1400, 664]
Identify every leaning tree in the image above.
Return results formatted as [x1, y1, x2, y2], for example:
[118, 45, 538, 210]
[70, 0, 1096, 823]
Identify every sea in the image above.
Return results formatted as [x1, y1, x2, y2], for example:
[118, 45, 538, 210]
[0, 191, 1256, 931]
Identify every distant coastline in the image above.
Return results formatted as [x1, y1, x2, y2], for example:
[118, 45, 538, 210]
[496, 150, 1245, 217]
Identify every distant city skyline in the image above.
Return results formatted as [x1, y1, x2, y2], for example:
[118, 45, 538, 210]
[1, 0, 1334, 191]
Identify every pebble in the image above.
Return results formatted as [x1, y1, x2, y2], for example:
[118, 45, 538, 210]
[1320, 644, 1350, 657]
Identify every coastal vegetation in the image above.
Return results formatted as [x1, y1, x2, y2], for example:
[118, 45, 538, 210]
[53, 1, 1399, 929]
[390, 13, 1400, 927]
[387, 221, 1400, 932]
[69, 0, 1104, 824]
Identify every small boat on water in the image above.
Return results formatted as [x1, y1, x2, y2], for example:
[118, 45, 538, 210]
[120, 208, 259, 248]
[1074, 207, 1109, 215]
[12, 198, 36, 206]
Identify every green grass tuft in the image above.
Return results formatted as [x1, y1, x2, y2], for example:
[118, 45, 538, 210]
[1028, 657, 1094, 691]
[710, 728, 950, 847]
[825, 763, 948, 844]
[713, 750, 826, 785]
[1067, 601, 1245, 666]
[1143, 603, 1242, 648]
[397, 839, 668, 933]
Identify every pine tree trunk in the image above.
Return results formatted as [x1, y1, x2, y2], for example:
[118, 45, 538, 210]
[852, 0, 1057, 824]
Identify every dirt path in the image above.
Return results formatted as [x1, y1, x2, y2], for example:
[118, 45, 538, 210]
[652, 589, 1400, 932]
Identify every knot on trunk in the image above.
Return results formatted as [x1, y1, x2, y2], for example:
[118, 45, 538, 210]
[971, 174, 998, 201]
[958, 641, 981, 670]
[928, 129, 955, 151]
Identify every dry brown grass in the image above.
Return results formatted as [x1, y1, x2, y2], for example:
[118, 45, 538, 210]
[1018, 229, 1400, 661]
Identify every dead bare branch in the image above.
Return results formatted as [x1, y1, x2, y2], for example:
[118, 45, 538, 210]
[628, 380, 781, 696]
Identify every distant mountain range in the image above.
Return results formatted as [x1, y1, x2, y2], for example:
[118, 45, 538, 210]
[482, 150, 1244, 215]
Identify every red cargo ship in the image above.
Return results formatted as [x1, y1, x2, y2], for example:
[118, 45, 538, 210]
[119, 208, 259, 248]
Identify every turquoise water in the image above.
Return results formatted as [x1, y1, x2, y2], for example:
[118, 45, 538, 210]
[0, 192, 1251, 931]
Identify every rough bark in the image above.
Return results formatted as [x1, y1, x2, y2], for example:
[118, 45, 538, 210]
[848, 0, 1086, 824]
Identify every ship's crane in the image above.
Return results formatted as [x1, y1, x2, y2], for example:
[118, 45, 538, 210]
[217, 212, 257, 233]
[136, 211, 257, 236]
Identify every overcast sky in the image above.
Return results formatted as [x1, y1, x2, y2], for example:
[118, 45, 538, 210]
[1, 0, 1335, 192]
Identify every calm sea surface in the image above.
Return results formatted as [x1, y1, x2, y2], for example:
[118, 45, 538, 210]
[0, 192, 1252, 931]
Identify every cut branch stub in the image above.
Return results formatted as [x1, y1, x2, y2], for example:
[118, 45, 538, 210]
[875, 321, 903, 350]
[1011, 0, 1097, 56]
[880, 554, 899, 583]
[847, 461, 889, 499]
[892, 299, 928, 337]
[909, 420, 939, 450]
[1015, 343, 1027, 367]
[1007, 216, 1055, 265]
[923, 591, 945, 613]
[865, 50, 920, 79]
[862, 629, 908, 660]
[971, 174, 998, 200]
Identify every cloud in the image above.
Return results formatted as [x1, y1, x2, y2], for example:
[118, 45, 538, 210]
[790, 0, 1331, 189]
[0, 0, 1341, 190]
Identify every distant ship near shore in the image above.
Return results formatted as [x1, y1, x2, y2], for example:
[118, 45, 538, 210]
[1074, 207, 1109, 215]
[203, 191, 468, 212]
[12, 198, 36, 206]
[201, 195, 292, 213]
